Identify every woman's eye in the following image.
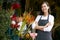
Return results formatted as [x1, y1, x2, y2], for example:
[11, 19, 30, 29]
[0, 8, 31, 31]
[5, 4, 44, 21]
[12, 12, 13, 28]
[43, 6, 46, 7]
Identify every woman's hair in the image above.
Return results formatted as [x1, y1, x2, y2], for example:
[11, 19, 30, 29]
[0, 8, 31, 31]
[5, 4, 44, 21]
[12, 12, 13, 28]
[40, 1, 51, 15]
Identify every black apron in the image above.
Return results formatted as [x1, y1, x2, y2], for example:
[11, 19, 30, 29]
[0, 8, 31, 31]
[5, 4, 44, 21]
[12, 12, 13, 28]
[36, 15, 52, 40]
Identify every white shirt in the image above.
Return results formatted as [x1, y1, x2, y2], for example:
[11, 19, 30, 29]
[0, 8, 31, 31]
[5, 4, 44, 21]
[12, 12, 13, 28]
[32, 14, 54, 32]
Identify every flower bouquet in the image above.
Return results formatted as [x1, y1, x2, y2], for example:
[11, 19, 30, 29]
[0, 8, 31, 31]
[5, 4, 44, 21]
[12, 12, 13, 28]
[17, 11, 35, 39]
[10, 10, 36, 40]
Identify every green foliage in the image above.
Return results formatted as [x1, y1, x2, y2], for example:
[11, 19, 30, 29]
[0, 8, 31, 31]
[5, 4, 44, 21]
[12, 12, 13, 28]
[0, 9, 11, 40]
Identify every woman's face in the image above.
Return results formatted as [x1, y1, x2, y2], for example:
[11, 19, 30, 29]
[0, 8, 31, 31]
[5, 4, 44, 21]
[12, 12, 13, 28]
[41, 3, 49, 13]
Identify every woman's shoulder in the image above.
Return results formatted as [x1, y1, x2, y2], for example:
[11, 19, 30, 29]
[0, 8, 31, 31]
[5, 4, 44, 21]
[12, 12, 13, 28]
[35, 15, 42, 20]
[49, 14, 54, 19]
[37, 15, 42, 17]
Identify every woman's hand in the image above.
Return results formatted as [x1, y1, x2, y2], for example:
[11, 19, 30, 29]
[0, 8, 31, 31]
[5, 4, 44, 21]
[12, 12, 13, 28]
[35, 21, 45, 29]
[45, 22, 51, 28]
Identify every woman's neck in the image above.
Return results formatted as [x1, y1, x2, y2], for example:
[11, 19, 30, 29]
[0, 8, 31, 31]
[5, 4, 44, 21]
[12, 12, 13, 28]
[44, 12, 48, 16]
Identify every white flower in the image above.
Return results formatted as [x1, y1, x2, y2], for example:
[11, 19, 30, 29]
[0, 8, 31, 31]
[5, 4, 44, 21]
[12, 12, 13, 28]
[11, 21, 16, 24]
[17, 22, 26, 31]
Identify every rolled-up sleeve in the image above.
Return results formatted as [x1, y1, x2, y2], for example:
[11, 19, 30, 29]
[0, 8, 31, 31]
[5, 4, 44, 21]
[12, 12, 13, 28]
[44, 15, 54, 32]
[32, 15, 41, 29]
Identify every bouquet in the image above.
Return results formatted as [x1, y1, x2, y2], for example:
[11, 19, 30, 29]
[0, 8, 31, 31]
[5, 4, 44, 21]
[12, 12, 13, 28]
[10, 10, 36, 40]
[17, 11, 35, 39]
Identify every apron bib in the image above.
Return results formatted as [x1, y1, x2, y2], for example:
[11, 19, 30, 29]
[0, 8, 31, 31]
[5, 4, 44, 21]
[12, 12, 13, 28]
[36, 15, 52, 40]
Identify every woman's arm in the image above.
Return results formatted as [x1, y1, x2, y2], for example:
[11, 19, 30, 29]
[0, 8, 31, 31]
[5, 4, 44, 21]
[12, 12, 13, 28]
[35, 15, 54, 32]
[35, 22, 51, 31]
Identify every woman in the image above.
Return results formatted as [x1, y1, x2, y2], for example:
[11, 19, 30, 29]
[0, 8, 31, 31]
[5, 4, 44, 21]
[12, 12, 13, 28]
[32, 1, 54, 40]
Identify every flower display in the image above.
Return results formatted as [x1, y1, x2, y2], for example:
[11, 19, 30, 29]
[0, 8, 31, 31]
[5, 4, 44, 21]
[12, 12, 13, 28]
[17, 11, 35, 37]
[10, 11, 35, 40]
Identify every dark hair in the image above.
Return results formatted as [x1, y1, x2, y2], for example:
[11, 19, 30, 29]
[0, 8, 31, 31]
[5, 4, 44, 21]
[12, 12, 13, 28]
[40, 1, 51, 15]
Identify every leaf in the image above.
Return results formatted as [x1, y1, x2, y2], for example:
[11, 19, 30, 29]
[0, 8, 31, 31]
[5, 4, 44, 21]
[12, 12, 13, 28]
[19, 21, 26, 32]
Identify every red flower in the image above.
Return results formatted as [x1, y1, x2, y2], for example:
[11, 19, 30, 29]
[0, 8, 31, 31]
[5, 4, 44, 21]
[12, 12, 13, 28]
[11, 24, 15, 28]
[11, 14, 17, 21]
[11, 23, 20, 28]
[11, 2, 21, 9]
[14, 23, 19, 28]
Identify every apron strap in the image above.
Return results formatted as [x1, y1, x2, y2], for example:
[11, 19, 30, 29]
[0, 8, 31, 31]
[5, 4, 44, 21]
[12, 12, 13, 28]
[39, 14, 49, 22]
[47, 14, 49, 22]
[40, 15, 42, 20]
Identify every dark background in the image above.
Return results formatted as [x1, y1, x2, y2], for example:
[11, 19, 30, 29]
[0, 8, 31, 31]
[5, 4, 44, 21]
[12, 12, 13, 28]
[0, 0, 60, 40]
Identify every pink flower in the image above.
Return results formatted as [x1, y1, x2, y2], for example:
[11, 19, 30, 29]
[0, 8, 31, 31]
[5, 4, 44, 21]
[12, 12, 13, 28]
[30, 33, 37, 39]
